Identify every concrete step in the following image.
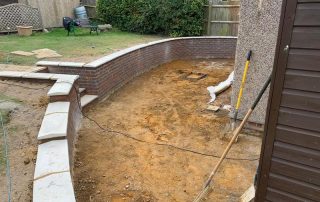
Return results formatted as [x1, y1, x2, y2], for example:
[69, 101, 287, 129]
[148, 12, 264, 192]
[80, 95, 98, 108]
[79, 88, 86, 94]
[79, 88, 86, 97]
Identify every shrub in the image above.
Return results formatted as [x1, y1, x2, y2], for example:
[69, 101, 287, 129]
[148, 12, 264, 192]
[97, 0, 206, 37]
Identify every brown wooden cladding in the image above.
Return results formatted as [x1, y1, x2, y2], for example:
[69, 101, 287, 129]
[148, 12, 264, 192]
[278, 107, 320, 132]
[268, 173, 320, 201]
[275, 125, 320, 150]
[266, 188, 307, 202]
[260, 0, 320, 198]
[287, 49, 320, 72]
[291, 27, 320, 49]
[270, 157, 320, 186]
[273, 141, 320, 168]
[294, 3, 320, 26]
[284, 69, 320, 93]
[281, 89, 320, 113]
[256, 2, 320, 198]
[298, 0, 320, 2]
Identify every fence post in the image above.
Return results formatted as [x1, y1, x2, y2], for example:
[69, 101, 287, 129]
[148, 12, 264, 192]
[206, 1, 212, 35]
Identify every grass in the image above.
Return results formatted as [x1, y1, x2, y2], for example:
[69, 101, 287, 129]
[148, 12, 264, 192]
[0, 93, 22, 125]
[0, 109, 10, 125]
[0, 146, 4, 170]
[0, 94, 22, 104]
[0, 28, 164, 65]
[0, 109, 10, 169]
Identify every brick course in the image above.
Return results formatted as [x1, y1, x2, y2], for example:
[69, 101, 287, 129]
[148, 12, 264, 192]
[45, 37, 237, 98]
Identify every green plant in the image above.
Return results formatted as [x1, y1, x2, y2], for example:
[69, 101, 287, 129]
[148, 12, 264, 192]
[0, 109, 10, 125]
[97, 0, 206, 37]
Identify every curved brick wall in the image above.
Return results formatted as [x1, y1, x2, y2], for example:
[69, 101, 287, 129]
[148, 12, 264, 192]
[38, 37, 237, 98]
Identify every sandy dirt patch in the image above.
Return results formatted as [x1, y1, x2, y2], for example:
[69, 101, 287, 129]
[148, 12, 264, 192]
[0, 64, 45, 72]
[0, 80, 51, 201]
[74, 59, 262, 202]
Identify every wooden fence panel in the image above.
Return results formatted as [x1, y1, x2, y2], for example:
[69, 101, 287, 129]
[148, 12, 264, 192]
[81, 0, 96, 6]
[205, 0, 240, 36]
[0, 3, 43, 33]
[19, 0, 80, 28]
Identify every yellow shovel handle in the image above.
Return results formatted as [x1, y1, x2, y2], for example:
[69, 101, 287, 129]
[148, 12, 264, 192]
[236, 59, 250, 110]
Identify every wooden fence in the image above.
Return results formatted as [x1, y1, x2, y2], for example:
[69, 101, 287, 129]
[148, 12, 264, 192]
[205, 0, 240, 36]
[0, 3, 43, 33]
[81, 0, 96, 5]
[18, 0, 80, 28]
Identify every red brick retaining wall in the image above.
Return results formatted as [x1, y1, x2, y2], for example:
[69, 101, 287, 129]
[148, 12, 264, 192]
[43, 37, 237, 98]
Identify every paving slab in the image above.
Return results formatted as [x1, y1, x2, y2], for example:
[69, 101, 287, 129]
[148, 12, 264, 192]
[81, 95, 98, 107]
[33, 172, 76, 202]
[45, 102, 70, 115]
[79, 88, 86, 93]
[38, 113, 68, 140]
[32, 48, 62, 59]
[11, 50, 35, 56]
[34, 140, 70, 179]
[52, 75, 79, 82]
[47, 81, 73, 96]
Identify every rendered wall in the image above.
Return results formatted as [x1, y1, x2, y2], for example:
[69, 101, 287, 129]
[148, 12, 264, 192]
[231, 0, 284, 124]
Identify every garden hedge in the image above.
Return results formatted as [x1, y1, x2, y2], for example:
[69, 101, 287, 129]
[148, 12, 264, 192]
[97, 0, 207, 37]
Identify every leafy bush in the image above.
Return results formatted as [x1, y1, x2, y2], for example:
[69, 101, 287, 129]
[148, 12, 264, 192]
[97, 0, 206, 36]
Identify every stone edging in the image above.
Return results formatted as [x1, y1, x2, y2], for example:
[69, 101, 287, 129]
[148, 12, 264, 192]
[0, 71, 81, 201]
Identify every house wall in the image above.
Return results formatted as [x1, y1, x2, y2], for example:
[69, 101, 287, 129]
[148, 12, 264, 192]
[231, 0, 284, 124]
[19, 0, 80, 28]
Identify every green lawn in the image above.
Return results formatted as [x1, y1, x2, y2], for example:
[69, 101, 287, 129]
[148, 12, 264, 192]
[0, 28, 164, 65]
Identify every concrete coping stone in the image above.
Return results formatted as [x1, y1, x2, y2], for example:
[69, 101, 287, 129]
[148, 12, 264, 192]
[45, 102, 70, 115]
[33, 171, 76, 202]
[36, 36, 238, 68]
[0, 71, 79, 83]
[35, 61, 60, 66]
[84, 37, 238, 68]
[59, 62, 86, 67]
[34, 140, 70, 179]
[51, 75, 79, 82]
[47, 80, 73, 96]
[37, 113, 68, 140]
[36, 61, 85, 68]
[22, 72, 55, 80]
[0, 71, 29, 78]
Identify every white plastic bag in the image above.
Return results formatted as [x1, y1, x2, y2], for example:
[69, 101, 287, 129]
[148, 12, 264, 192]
[207, 71, 234, 103]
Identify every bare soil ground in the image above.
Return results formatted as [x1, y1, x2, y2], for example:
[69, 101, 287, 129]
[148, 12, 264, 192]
[74, 59, 262, 202]
[0, 80, 51, 201]
[0, 64, 45, 72]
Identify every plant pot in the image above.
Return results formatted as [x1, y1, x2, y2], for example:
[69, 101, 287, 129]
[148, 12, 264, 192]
[16, 26, 33, 36]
